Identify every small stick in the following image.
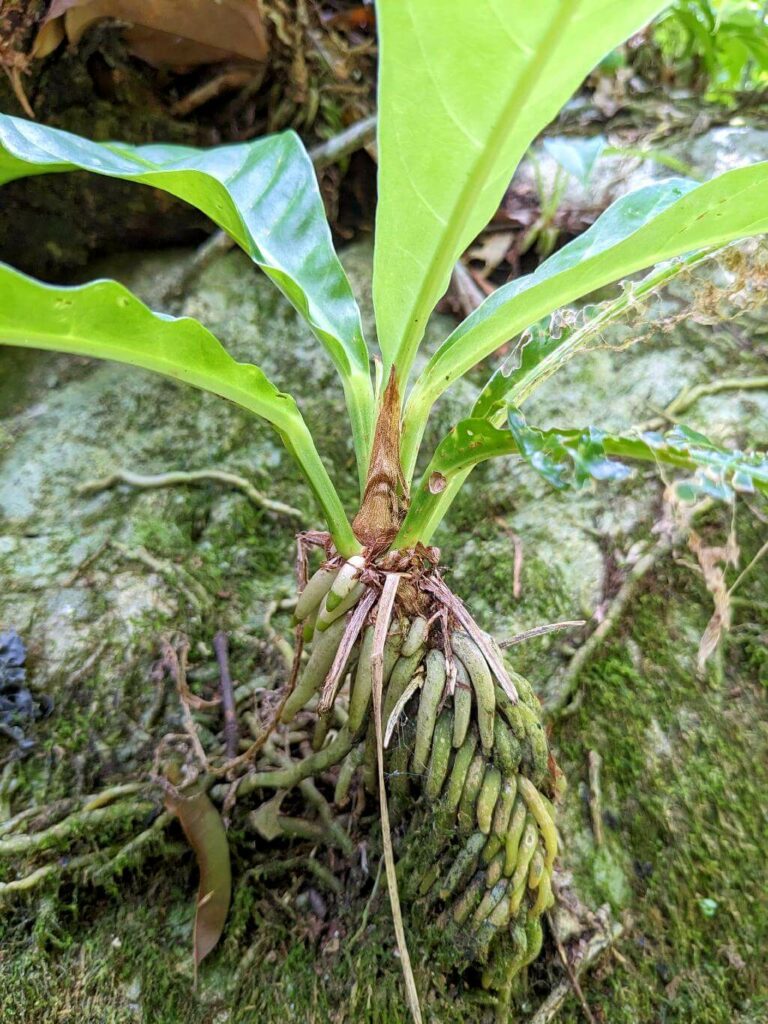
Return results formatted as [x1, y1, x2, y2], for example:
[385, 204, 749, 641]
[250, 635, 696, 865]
[309, 114, 377, 170]
[494, 516, 524, 600]
[587, 751, 604, 848]
[728, 538, 768, 596]
[499, 620, 586, 648]
[547, 525, 698, 716]
[214, 631, 239, 760]
[372, 574, 423, 1024]
[211, 618, 306, 777]
[527, 919, 622, 1024]
[171, 68, 256, 117]
[163, 641, 209, 770]
[546, 912, 599, 1024]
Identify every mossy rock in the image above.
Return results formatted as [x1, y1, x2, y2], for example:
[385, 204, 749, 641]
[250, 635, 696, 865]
[1, 228, 767, 1022]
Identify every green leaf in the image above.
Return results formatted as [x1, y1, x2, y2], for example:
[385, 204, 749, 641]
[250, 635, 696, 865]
[402, 163, 768, 479]
[0, 114, 374, 486]
[373, 0, 667, 382]
[0, 262, 360, 556]
[506, 409, 633, 489]
[396, 414, 768, 548]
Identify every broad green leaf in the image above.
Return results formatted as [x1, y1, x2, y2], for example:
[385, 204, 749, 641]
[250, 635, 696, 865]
[0, 114, 374, 486]
[0, 262, 359, 556]
[402, 163, 768, 479]
[373, 0, 667, 381]
[396, 415, 768, 548]
[165, 788, 232, 970]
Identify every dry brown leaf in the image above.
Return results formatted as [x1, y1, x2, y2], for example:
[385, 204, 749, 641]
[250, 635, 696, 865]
[166, 788, 232, 971]
[688, 527, 740, 671]
[467, 230, 514, 279]
[33, 0, 268, 67]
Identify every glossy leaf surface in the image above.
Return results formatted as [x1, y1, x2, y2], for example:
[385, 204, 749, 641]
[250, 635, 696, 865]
[0, 262, 359, 555]
[373, 0, 666, 380]
[402, 163, 768, 478]
[0, 114, 373, 484]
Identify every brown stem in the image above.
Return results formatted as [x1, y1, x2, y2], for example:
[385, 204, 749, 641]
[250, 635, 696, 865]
[353, 370, 407, 550]
[214, 631, 239, 760]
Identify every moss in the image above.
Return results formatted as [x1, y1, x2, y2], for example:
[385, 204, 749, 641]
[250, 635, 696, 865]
[551, 539, 768, 1023]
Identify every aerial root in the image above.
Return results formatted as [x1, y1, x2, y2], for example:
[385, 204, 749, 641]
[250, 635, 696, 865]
[2, 541, 572, 999]
[268, 546, 568, 986]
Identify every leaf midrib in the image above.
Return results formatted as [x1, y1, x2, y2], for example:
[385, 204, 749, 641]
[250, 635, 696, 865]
[392, 0, 581, 383]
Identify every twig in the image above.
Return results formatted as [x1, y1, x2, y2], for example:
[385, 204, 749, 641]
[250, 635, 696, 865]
[372, 573, 423, 1024]
[162, 640, 209, 771]
[586, 751, 604, 848]
[527, 920, 623, 1024]
[308, 114, 377, 170]
[500, 620, 586, 648]
[449, 259, 487, 318]
[79, 468, 303, 521]
[728, 539, 768, 597]
[170, 68, 256, 117]
[546, 508, 713, 717]
[4, 65, 34, 119]
[214, 631, 239, 759]
[495, 517, 524, 600]
[211, 609, 305, 777]
[546, 912, 599, 1024]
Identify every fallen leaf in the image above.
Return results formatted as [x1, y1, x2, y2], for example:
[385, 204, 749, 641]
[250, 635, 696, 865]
[166, 788, 232, 970]
[33, 0, 267, 68]
[467, 230, 514, 278]
[248, 790, 287, 842]
[688, 527, 739, 671]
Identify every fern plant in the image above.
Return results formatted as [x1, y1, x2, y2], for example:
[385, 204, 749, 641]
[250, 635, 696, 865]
[1, 0, 767, 1009]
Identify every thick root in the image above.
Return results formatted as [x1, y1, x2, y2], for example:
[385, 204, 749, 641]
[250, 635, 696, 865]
[286, 556, 561, 990]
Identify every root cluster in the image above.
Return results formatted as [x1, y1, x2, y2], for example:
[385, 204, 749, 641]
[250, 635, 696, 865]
[283, 542, 562, 988]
